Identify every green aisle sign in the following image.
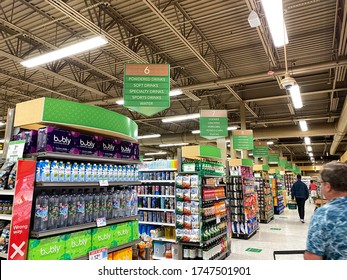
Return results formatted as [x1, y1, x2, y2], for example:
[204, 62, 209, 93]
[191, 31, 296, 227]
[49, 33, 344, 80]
[268, 150, 280, 164]
[279, 157, 287, 168]
[253, 141, 269, 157]
[124, 64, 170, 116]
[232, 130, 254, 150]
[199, 110, 228, 139]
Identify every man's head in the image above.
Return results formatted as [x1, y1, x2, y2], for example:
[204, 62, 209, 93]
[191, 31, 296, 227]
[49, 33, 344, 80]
[320, 161, 347, 199]
[297, 174, 302, 180]
[310, 180, 313, 184]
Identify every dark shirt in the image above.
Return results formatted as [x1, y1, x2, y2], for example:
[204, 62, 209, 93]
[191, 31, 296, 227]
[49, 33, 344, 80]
[291, 180, 309, 200]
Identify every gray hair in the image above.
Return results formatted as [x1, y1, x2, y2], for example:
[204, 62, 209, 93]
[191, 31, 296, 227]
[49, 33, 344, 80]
[320, 161, 347, 192]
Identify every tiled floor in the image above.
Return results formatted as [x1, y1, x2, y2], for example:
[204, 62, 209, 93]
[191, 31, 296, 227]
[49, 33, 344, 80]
[226, 201, 316, 260]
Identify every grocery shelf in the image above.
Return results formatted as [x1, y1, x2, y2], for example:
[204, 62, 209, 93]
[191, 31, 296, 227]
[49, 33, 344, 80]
[139, 168, 177, 172]
[152, 237, 176, 243]
[202, 196, 226, 202]
[215, 251, 227, 260]
[0, 214, 12, 221]
[152, 256, 175, 260]
[75, 239, 140, 260]
[138, 208, 175, 212]
[138, 194, 175, 198]
[204, 231, 227, 245]
[202, 214, 227, 223]
[25, 152, 141, 164]
[202, 184, 226, 188]
[30, 215, 139, 238]
[0, 252, 8, 259]
[140, 180, 175, 183]
[138, 221, 175, 226]
[35, 181, 141, 188]
[0, 189, 15, 196]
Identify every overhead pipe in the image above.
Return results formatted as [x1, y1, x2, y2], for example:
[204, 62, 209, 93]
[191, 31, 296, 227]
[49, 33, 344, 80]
[330, 97, 347, 155]
[139, 123, 337, 146]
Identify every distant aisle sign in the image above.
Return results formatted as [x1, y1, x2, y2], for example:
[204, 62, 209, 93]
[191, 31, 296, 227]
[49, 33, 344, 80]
[253, 141, 269, 157]
[268, 150, 280, 164]
[124, 64, 170, 116]
[199, 110, 228, 139]
[232, 130, 254, 150]
[279, 157, 288, 168]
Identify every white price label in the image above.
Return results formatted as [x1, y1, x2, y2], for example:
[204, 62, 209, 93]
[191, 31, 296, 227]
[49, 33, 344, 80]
[89, 247, 108, 260]
[99, 180, 109, 186]
[183, 163, 195, 172]
[96, 217, 107, 227]
[216, 215, 221, 223]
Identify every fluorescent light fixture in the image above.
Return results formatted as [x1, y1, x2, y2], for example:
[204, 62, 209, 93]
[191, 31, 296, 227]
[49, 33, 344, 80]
[116, 99, 124, 105]
[307, 146, 312, 152]
[261, 0, 288, 47]
[159, 143, 189, 147]
[21, 36, 108, 68]
[289, 85, 303, 109]
[162, 113, 200, 123]
[143, 158, 153, 161]
[144, 151, 167, 156]
[227, 126, 239, 131]
[308, 152, 314, 157]
[299, 120, 308, 131]
[0, 139, 4, 143]
[0, 121, 6, 126]
[310, 157, 315, 162]
[137, 134, 161, 140]
[267, 141, 274, 145]
[169, 89, 183, 97]
[304, 137, 311, 145]
[227, 144, 231, 147]
[192, 130, 200, 134]
[248, 153, 253, 156]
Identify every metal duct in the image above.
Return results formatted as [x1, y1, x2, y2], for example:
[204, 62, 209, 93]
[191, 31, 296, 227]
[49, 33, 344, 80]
[138, 124, 337, 146]
[330, 97, 347, 155]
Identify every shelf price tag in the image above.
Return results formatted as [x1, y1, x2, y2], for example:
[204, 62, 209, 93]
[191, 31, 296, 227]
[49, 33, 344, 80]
[229, 170, 239, 176]
[99, 180, 109, 187]
[183, 163, 195, 172]
[96, 217, 107, 227]
[89, 247, 108, 260]
[216, 215, 221, 223]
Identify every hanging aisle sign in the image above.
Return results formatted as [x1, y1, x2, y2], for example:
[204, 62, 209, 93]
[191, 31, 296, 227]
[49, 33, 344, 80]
[279, 157, 288, 168]
[199, 110, 228, 139]
[253, 141, 269, 157]
[123, 64, 170, 116]
[268, 150, 280, 164]
[232, 130, 254, 150]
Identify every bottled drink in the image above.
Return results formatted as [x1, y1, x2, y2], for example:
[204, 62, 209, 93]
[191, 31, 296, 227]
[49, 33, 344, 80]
[67, 191, 77, 226]
[125, 187, 132, 217]
[84, 190, 93, 223]
[118, 189, 126, 217]
[99, 188, 108, 218]
[57, 191, 69, 228]
[76, 189, 85, 225]
[47, 193, 59, 230]
[33, 192, 49, 231]
[131, 187, 138, 216]
[112, 190, 120, 218]
[92, 189, 100, 222]
[106, 189, 113, 219]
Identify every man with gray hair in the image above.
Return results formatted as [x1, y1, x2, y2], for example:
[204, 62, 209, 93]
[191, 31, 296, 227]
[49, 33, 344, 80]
[304, 161, 347, 260]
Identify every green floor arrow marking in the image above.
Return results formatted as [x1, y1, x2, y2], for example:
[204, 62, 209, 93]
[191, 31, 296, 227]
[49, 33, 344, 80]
[245, 248, 262, 253]
[270, 228, 282, 230]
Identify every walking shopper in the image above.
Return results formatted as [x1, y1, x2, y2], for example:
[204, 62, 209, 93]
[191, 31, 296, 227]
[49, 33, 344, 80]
[309, 180, 317, 203]
[291, 174, 309, 223]
[304, 161, 347, 260]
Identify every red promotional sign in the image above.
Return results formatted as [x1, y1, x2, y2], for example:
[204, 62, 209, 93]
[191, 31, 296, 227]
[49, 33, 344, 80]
[8, 160, 36, 260]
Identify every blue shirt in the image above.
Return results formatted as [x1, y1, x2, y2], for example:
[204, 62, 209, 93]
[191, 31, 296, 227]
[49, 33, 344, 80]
[306, 196, 347, 260]
[291, 180, 309, 199]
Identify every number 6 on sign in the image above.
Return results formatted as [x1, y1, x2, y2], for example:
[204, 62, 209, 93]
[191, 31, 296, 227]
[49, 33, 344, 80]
[144, 66, 150, 74]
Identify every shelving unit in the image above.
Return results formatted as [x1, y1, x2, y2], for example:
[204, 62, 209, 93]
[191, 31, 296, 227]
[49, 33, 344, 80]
[271, 174, 285, 215]
[137, 160, 178, 260]
[227, 161, 258, 240]
[36, 181, 141, 188]
[0, 187, 15, 260]
[253, 168, 274, 224]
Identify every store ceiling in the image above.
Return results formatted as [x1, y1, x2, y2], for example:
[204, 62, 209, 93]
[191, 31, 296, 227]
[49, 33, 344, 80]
[0, 0, 346, 165]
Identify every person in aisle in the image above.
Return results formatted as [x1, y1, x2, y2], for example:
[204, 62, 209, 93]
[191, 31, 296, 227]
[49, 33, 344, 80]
[309, 180, 318, 203]
[304, 161, 347, 260]
[291, 174, 309, 223]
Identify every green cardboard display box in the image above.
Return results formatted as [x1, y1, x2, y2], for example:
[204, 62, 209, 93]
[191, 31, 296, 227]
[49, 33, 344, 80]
[27, 236, 66, 260]
[63, 230, 92, 260]
[110, 222, 133, 247]
[91, 226, 114, 250]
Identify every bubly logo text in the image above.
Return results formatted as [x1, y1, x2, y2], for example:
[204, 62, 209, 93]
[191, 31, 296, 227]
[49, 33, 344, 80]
[54, 135, 71, 145]
[40, 245, 61, 256]
[80, 139, 95, 148]
[71, 238, 88, 248]
[121, 146, 131, 154]
[103, 143, 115, 151]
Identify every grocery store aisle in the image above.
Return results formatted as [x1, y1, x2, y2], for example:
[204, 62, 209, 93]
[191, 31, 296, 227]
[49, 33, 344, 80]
[226, 202, 316, 260]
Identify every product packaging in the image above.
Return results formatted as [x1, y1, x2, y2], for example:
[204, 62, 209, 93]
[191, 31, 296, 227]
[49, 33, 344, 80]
[37, 126, 74, 153]
[71, 132, 98, 156]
